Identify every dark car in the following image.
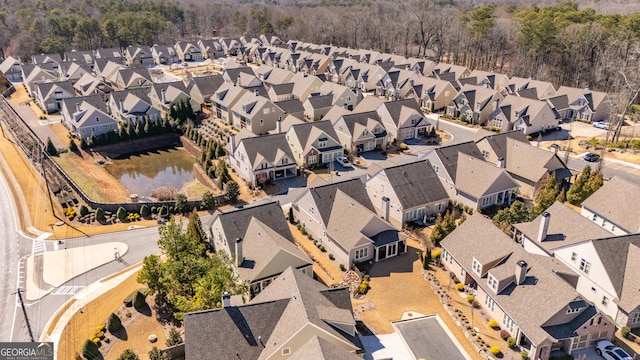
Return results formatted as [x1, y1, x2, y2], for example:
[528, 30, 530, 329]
[583, 152, 600, 162]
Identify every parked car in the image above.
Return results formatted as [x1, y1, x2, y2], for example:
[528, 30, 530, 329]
[596, 340, 632, 360]
[550, 144, 560, 150]
[593, 121, 610, 129]
[335, 156, 352, 168]
[584, 152, 600, 162]
[181, 62, 189, 67]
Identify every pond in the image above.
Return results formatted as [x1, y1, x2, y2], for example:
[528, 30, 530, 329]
[104, 147, 196, 197]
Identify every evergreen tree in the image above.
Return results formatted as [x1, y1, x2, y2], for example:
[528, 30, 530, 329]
[117, 349, 139, 360]
[46, 137, 58, 156]
[166, 328, 183, 347]
[175, 193, 188, 213]
[69, 138, 79, 153]
[148, 347, 167, 360]
[532, 176, 559, 217]
[216, 161, 231, 185]
[567, 166, 591, 205]
[584, 171, 603, 199]
[80, 137, 89, 150]
[201, 191, 216, 210]
[225, 180, 240, 204]
[215, 142, 226, 158]
[492, 200, 532, 234]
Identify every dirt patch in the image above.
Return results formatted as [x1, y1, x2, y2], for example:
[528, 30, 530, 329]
[543, 135, 640, 165]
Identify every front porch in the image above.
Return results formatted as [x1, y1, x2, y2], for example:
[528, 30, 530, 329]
[254, 166, 297, 185]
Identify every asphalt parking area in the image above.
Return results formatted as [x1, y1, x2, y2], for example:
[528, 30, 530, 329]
[394, 315, 471, 360]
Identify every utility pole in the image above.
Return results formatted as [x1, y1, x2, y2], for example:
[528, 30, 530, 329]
[14, 288, 35, 342]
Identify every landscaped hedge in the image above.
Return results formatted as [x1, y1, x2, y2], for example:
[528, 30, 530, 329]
[107, 313, 122, 333]
[82, 339, 99, 359]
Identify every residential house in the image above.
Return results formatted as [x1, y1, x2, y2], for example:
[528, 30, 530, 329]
[222, 66, 262, 87]
[332, 111, 387, 154]
[34, 80, 76, 114]
[446, 84, 504, 125]
[401, 57, 437, 76]
[124, 46, 154, 68]
[318, 82, 359, 110]
[227, 130, 296, 186]
[354, 63, 391, 93]
[421, 141, 519, 210]
[211, 82, 248, 126]
[488, 95, 559, 135]
[460, 70, 511, 92]
[187, 74, 225, 112]
[63, 50, 94, 64]
[148, 81, 191, 116]
[31, 53, 62, 64]
[303, 94, 334, 121]
[22, 63, 59, 95]
[73, 73, 113, 97]
[220, 37, 243, 56]
[506, 77, 557, 100]
[515, 205, 640, 329]
[93, 58, 126, 85]
[208, 202, 313, 297]
[94, 48, 122, 59]
[112, 68, 153, 90]
[375, 99, 431, 142]
[268, 83, 295, 102]
[175, 41, 204, 62]
[151, 45, 178, 65]
[0, 56, 22, 81]
[292, 178, 408, 265]
[253, 65, 294, 86]
[231, 91, 286, 135]
[377, 68, 421, 100]
[57, 61, 91, 82]
[274, 99, 305, 121]
[580, 176, 640, 235]
[61, 97, 119, 139]
[430, 63, 471, 80]
[547, 86, 611, 123]
[61, 95, 108, 130]
[285, 120, 343, 168]
[365, 160, 449, 228]
[290, 71, 323, 102]
[198, 39, 225, 60]
[404, 77, 457, 112]
[108, 88, 160, 125]
[441, 213, 615, 360]
[183, 266, 363, 359]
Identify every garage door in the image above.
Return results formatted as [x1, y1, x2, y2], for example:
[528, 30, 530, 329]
[401, 128, 414, 140]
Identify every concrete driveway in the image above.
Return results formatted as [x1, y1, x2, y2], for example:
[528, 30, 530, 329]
[394, 315, 472, 360]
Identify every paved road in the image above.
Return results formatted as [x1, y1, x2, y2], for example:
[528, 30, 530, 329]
[395, 316, 470, 360]
[0, 165, 21, 342]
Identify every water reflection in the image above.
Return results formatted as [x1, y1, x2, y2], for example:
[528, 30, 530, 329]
[105, 148, 196, 196]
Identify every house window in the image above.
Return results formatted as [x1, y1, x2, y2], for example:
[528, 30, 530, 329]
[601, 296, 609, 306]
[481, 196, 493, 207]
[433, 164, 439, 173]
[491, 118, 503, 129]
[435, 203, 443, 212]
[308, 155, 317, 164]
[260, 119, 264, 126]
[487, 274, 498, 291]
[566, 307, 581, 314]
[602, 220, 607, 228]
[485, 295, 496, 312]
[631, 312, 640, 324]
[591, 287, 597, 293]
[580, 259, 591, 274]
[355, 247, 368, 260]
[460, 268, 465, 277]
[282, 158, 288, 165]
[481, 150, 490, 159]
[611, 225, 616, 232]
[571, 252, 577, 262]
[319, 138, 327, 148]
[592, 214, 598, 222]
[472, 258, 481, 274]
[502, 314, 515, 333]
[282, 348, 291, 355]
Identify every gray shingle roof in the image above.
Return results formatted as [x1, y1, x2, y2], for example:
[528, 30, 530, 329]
[542, 306, 597, 340]
[274, 98, 304, 114]
[455, 154, 519, 198]
[306, 94, 333, 109]
[581, 176, 640, 233]
[433, 141, 484, 182]
[379, 99, 423, 127]
[305, 178, 375, 224]
[238, 133, 294, 169]
[288, 336, 362, 360]
[188, 74, 225, 98]
[474, 130, 529, 160]
[379, 160, 449, 209]
[514, 202, 612, 254]
[289, 120, 340, 155]
[62, 95, 107, 114]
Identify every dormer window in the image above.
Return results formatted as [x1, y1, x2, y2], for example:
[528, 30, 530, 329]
[487, 274, 498, 291]
[472, 258, 482, 275]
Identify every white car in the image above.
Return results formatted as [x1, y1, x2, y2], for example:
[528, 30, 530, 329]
[596, 340, 632, 360]
[593, 121, 610, 129]
[335, 156, 352, 168]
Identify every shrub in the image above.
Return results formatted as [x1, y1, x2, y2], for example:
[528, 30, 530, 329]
[328, 253, 335, 260]
[399, 142, 409, 150]
[288, 207, 295, 224]
[117, 207, 127, 222]
[82, 339, 99, 359]
[319, 245, 326, 252]
[490, 345, 501, 356]
[148, 347, 167, 360]
[96, 331, 105, 339]
[46, 137, 58, 156]
[151, 206, 157, 214]
[107, 313, 122, 333]
[140, 205, 151, 218]
[166, 328, 183, 347]
[339, 264, 346, 271]
[520, 350, 529, 360]
[300, 225, 307, 235]
[621, 326, 631, 338]
[499, 329, 510, 340]
[96, 324, 106, 332]
[79, 205, 89, 217]
[431, 248, 442, 258]
[507, 336, 517, 348]
[466, 294, 474, 303]
[456, 283, 465, 291]
[488, 319, 499, 329]
[117, 349, 139, 360]
[358, 280, 369, 294]
[133, 290, 147, 309]
[93, 208, 104, 222]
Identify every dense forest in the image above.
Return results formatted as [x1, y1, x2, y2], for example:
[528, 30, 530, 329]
[2, 0, 640, 108]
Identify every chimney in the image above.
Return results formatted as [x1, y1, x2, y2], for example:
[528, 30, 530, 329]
[276, 117, 282, 134]
[537, 211, 550, 242]
[343, 103, 348, 109]
[119, 99, 125, 113]
[237, 74, 241, 86]
[161, 88, 166, 104]
[496, 157, 505, 168]
[381, 196, 390, 221]
[515, 260, 528, 285]
[254, 89, 259, 96]
[222, 291, 231, 308]
[235, 237, 243, 266]
[75, 103, 81, 112]
[229, 133, 236, 153]
[303, 69, 307, 77]
[493, 98, 500, 111]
